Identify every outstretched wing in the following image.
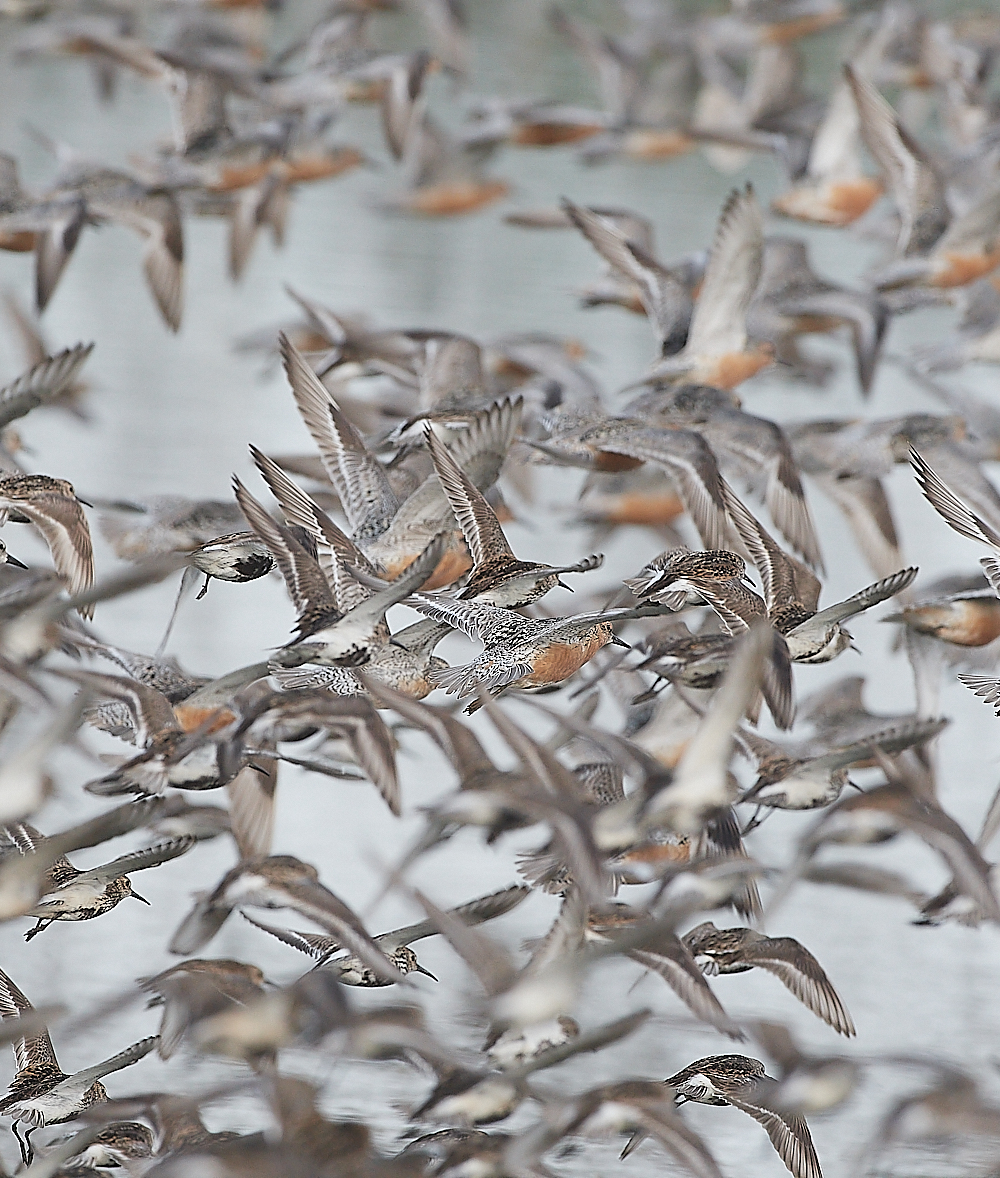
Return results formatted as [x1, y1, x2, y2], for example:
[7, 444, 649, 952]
[606, 428, 728, 550]
[910, 447, 1000, 550]
[280, 334, 398, 540]
[241, 911, 338, 960]
[380, 884, 531, 953]
[727, 1095, 823, 1178]
[0, 342, 92, 431]
[804, 567, 917, 629]
[0, 966, 58, 1073]
[425, 425, 512, 566]
[743, 936, 855, 1036]
[722, 480, 809, 614]
[67, 836, 195, 889]
[684, 186, 763, 358]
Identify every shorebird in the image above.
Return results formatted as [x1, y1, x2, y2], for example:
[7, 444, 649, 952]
[97, 495, 247, 561]
[425, 424, 603, 606]
[634, 628, 746, 692]
[747, 236, 889, 395]
[243, 883, 529, 985]
[61, 1120, 154, 1168]
[569, 467, 686, 546]
[357, 676, 552, 878]
[72, 632, 209, 705]
[549, 6, 697, 163]
[642, 186, 772, 389]
[622, 1054, 823, 1178]
[524, 1078, 720, 1178]
[413, 1011, 651, 1127]
[617, 621, 780, 838]
[911, 276, 1000, 372]
[797, 675, 920, 745]
[273, 617, 452, 700]
[156, 529, 275, 655]
[238, 469, 446, 668]
[770, 780, 1000, 925]
[0, 473, 95, 615]
[32, 145, 185, 328]
[0, 967, 157, 1164]
[788, 419, 904, 583]
[138, 958, 268, 1059]
[723, 480, 917, 662]
[910, 445, 1000, 563]
[169, 854, 402, 982]
[884, 580, 1000, 646]
[0, 156, 89, 309]
[516, 740, 628, 896]
[681, 922, 855, 1035]
[4, 821, 194, 940]
[470, 97, 607, 149]
[180, 531, 274, 597]
[528, 414, 731, 550]
[559, 199, 694, 357]
[847, 65, 1000, 288]
[623, 547, 767, 634]
[78, 1091, 244, 1156]
[744, 1021, 861, 1117]
[377, 51, 509, 216]
[691, 38, 814, 177]
[871, 1062, 1000, 1157]
[407, 592, 667, 711]
[764, 73, 883, 226]
[737, 717, 948, 815]
[0, 797, 167, 920]
[62, 667, 248, 797]
[279, 334, 519, 586]
[585, 903, 741, 1037]
[622, 380, 824, 564]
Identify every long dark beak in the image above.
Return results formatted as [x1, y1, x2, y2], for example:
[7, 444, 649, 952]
[413, 963, 437, 981]
[555, 579, 574, 592]
[611, 636, 631, 648]
[76, 497, 94, 508]
[130, 891, 151, 905]
[5, 553, 27, 570]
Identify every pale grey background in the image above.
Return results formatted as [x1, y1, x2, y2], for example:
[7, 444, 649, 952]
[0, 4, 997, 1175]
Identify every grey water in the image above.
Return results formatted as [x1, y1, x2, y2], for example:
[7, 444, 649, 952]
[0, 4, 998, 1175]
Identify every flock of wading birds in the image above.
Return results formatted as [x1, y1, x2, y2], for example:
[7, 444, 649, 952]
[5, 0, 1000, 1176]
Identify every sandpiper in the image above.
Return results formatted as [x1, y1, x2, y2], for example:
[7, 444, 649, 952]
[624, 547, 766, 634]
[848, 65, 1000, 289]
[426, 424, 604, 607]
[585, 902, 740, 1037]
[642, 187, 772, 389]
[138, 958, 268, 1058]
[723, 480, 917, 662]
[169, 854, 402, 983]
[738, 717, 948, 815]
[243, 883, 528, 985]
[62, 1120, 154, 1168]
[626, 380, 824, 562]
[682, 922, 856, 1035]
[0, 967, 157, 1164]
[623, 1054, 823, 1178]
[10, 820, 195, 940]
[0, 473, 95, 616]
[407, 592, 664, 712]
[0, 339, 93, 433]
[529, 414, 730, 550]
